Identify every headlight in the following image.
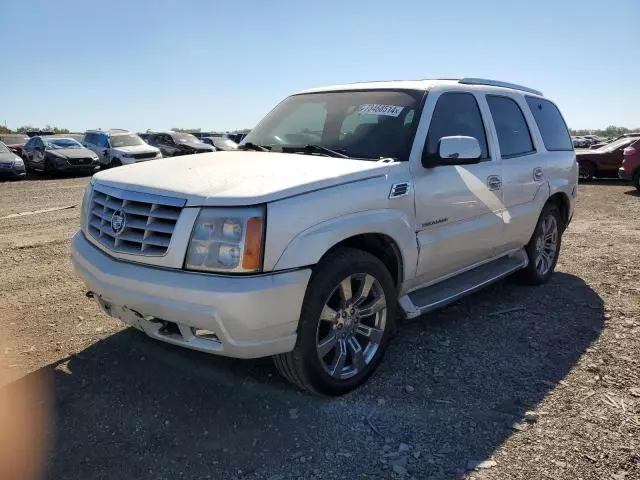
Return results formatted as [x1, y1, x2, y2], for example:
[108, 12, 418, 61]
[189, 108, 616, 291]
[80, 181, 93, 233]
[13, 157, 24, 167]
[121, 153, 132, 158]
[185, 207, 265, 273]
[155, 151, 163, 158]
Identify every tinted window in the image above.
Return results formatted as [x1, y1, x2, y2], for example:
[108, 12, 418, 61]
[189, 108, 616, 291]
[525, 97, 572, 151]
[95, 134, 108, 148]
[425, 92, 489, 159]
[487, 96, 534, 158]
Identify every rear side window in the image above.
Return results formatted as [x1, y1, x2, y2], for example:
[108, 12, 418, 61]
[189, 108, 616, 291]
[425, 92, 489, 159]
[486, 95, 534, 158]
[525, 97, 573, 151]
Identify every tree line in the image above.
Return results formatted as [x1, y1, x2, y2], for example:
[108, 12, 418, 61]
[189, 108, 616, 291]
[570, 126, 640, 138]
[0, 125, 70, 134]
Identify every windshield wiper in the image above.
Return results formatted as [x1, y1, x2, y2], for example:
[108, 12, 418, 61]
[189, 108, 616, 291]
[282, 144, 350, 159]
[238, 142, 270, 152]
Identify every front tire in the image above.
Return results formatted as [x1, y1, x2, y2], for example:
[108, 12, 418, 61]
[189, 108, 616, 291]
[273, 248, 396, 395]
[517, 203, 563, 285]
[633, 171, 640, 191]
[578, 162, 595, 181]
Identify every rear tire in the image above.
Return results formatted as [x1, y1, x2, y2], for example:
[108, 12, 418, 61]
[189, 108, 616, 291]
[578, 162, 595, 181]
[273, 248, 396, 395]
[517, 203, 563, 285]
[633, 171, 640, 191]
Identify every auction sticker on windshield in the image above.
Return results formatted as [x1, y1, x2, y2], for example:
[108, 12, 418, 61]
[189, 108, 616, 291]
[358, 104, 404, 117]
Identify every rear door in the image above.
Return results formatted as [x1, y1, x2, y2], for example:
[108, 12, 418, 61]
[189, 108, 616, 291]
[484, 94, 541, 252]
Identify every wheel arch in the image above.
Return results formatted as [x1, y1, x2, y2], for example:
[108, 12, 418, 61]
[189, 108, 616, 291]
[270, 209, 418, 290]
[318, 233, 404, 291]
[547, 191, 571, 230]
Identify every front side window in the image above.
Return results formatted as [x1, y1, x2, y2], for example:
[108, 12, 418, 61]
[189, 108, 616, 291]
[243, 89, 424, 160]
[424, 92, 489, 160]
[525, 97, 572, 151]
[487, 95, 534, 158]
[95, 134, 108, 148]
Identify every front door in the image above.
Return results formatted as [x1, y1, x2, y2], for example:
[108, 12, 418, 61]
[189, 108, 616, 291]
[410, 91, 504, 285]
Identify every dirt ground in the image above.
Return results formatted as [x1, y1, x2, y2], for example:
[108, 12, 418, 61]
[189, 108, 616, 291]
[0, 175, 638, 480]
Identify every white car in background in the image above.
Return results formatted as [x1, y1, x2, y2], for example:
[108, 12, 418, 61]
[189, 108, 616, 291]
[83, 129, 162, 168]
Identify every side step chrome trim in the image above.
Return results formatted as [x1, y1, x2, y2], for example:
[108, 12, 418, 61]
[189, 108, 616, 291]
[399, 249, 528, 319]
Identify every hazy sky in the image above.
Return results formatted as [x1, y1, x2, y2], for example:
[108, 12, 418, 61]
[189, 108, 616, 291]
[2, 0, 638, 132]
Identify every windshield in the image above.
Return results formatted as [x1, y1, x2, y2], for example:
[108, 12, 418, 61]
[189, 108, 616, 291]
[171, 133, 200, 144]
[44, 138, 83, 149]
[599, 137, 639, 152]
[0, 142, 10, 154]
[242, 89, 424, 160]
[214, 138, 238, 149]
[110, 134, 144, 148]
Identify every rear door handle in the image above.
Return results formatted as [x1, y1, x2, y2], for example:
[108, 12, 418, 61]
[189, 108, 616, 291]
[533, 167, 544, 181]
[487, 175, 502, 191]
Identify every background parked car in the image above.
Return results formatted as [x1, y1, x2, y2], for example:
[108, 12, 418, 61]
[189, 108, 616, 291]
[146, 131, 214, 157]
[589, 133, 640, 150]
[572, 136, 590, 149]
[577, 136, 640, 180]
[201, 136, 238, 151]
[0, 141, 26, 180]
[83, 129, 162, 168]
[0, 134, 30, 157]
[618, 138, 640, 190]
[22, 136, 100, 175]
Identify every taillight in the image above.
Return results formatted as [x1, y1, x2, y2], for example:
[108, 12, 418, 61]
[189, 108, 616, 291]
[623, 146, 637, 156]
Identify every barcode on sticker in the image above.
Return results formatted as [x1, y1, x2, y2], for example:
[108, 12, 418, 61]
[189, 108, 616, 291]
[358, 104, 404, 117]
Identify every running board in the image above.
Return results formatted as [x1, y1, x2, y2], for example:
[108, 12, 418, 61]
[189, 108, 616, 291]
[399, 250, 528, 319]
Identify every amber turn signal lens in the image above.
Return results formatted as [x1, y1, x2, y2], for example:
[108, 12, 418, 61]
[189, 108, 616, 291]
[242, 217, 264, 270]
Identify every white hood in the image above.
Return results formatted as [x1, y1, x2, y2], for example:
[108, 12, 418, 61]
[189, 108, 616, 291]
[93, 151, 390, 206]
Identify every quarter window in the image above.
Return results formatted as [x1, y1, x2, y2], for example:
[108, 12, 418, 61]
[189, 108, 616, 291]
[425, 92, 489, 160]
[525, 97, 573, 151]
[486, 96, 534, 158]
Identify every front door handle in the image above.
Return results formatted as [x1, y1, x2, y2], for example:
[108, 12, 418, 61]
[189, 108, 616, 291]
[487, 175, 502, 191]
[533, 167, 544, 181]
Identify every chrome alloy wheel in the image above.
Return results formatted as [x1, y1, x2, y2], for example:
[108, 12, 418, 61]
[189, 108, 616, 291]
[534, 214, 558, 276]
[315, 273, 387, 380]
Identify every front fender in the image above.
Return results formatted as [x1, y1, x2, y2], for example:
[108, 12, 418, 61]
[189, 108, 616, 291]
[272, 209, 418, 279]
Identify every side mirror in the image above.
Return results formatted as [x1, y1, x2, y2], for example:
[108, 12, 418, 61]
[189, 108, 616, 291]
[422, 136, 482, 168]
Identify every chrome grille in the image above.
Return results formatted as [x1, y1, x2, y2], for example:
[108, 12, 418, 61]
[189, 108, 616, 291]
[88, 184, 184, 256]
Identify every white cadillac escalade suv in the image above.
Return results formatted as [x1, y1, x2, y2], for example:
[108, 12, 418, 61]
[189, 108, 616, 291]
[71, 78, 577, 395]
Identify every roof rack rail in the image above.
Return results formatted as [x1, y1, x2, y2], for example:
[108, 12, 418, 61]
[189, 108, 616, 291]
[458, 78, 543, 96]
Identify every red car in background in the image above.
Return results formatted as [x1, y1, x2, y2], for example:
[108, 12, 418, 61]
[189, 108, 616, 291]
[577, 136, 640, 180]
[619, 138, 640, 190]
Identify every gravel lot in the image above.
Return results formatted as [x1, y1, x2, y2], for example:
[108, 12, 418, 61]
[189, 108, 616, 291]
[0, 175, 638, 480]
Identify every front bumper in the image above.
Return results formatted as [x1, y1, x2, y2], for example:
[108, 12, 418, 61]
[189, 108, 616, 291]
[0, 165, 26, 178]
[618, 167, 632, 181]
[52, 157, 100, 172]
[71, 232, 311, 358]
